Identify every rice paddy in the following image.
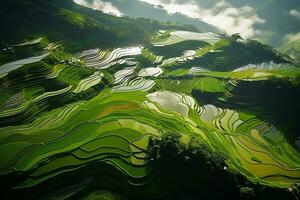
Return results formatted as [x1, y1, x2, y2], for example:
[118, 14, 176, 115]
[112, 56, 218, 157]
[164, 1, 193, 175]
[1, 29, 300, 199]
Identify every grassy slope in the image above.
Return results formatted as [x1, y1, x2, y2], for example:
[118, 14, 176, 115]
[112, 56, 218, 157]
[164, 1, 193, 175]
[0, 0, 197, 52]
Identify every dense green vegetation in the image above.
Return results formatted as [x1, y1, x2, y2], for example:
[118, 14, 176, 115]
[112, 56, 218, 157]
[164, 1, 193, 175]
[1, 1, 300, 200]
[0, 0, 196, 52]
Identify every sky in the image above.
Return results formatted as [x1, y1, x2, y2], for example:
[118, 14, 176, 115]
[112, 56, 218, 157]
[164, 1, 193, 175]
[74, 0, 266, 38]
[73, 0, 299, 38]
[290, 9, 300, 19]
[138, 0, 265, 38]
[73, 0, 123, 16]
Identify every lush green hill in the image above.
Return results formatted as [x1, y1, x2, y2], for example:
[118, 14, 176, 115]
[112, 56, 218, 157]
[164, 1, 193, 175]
[0, 0, 196, 52]
[73, 0, 222, 33]
[1, 1, 300, 200]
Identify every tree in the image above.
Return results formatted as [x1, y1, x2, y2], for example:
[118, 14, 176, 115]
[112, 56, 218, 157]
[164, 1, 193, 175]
[159, 132, 184, 159]
[239, 186, 256, 200]
[291, 183, 300, 200]
[148, 136, 160, 160]
[188, 137, 226, 168]
[231, 33, 244, 41]
[147, 132, 184, 161]
[147, 134, 226, 169]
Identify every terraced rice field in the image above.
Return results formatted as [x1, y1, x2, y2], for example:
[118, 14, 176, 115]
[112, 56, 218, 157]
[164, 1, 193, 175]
[0, 53, 49, 78]
[77, 47, 142, 69]
[1, 29, 300, 199]
[152, 30, 220, 46]
[138, 67, 163, 77]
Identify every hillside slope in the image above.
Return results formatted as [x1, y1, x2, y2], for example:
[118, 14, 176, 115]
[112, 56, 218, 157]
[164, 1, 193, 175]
[1, 1, 300, 200]
[0, 0, 196, 51]
[73, 0, 222, 33]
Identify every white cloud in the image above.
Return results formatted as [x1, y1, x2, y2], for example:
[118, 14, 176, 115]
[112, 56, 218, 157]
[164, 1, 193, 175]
[279, 32, 300, 61]
[139, 0, 205, 18]
[139, 0, 265, 38]
[290, 9, 300, 19]
[73, 0, 123, 17]
[283, 32, 300, 42]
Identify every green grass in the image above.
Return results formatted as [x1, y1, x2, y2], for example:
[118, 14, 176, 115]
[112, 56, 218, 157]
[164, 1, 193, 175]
[59, 9, 87, 27]
[156, 77, 227, 93]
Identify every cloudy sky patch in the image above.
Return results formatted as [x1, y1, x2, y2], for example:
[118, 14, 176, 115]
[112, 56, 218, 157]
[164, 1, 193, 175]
[290, 9, 300, 19]
[139, 0, 265, 38]
[73, 0, 123, 16]
[279, 32, 300, 61]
